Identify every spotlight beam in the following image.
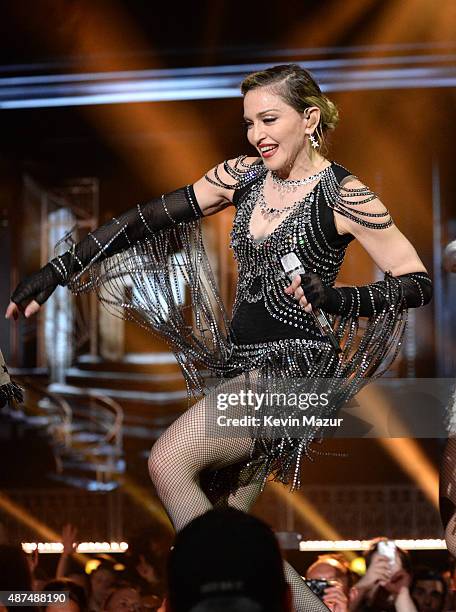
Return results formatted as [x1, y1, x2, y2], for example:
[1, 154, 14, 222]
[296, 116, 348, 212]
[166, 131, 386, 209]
[270, 483, 356, 561]
[0, 492, 87, 565]
[1, 59, 454, 109]
[353, 386, 439, 508]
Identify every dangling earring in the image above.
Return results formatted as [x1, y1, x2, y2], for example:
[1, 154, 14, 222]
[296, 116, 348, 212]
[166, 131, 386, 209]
[309, 133, 319, 149]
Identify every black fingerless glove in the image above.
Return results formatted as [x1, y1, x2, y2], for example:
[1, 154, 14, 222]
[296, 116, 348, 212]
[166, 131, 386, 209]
[300, 271, 433, 316]
[11, 186, 202, 308]
[11, 264, 63, 308]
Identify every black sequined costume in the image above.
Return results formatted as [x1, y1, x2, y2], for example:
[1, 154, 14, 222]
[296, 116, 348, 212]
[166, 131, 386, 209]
[201, 158, 410, 491]
[55, 156, 432, 491]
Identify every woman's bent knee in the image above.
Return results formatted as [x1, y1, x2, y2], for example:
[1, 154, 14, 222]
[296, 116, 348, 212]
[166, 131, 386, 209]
[148, 440, 170, 485]
[148, 438, 198, 489]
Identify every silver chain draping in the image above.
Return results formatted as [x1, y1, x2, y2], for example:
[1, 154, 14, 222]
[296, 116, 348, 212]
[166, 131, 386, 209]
[229, 168, 348, 336]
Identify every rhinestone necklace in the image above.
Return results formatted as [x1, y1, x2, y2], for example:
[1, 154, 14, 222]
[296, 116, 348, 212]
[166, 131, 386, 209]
[271, 166, 328, 195]
[261, 167, 328, 220]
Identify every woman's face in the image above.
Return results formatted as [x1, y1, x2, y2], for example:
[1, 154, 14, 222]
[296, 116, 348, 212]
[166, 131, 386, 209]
[243, 87, 310, 172]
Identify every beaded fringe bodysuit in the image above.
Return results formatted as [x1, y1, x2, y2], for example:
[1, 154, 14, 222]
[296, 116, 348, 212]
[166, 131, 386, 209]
[66, 157, 407, 612]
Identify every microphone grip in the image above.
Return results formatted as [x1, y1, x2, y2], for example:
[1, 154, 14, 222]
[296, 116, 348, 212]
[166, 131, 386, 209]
[287, 269, 341, 354]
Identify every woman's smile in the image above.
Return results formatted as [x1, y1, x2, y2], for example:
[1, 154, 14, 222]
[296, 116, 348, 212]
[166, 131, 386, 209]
[258, 143, 279, 158]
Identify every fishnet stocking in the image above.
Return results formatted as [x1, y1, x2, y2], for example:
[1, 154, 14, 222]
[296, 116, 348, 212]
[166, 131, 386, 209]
[440, 436, 456, 557]
[148, 374, 329, 612]
[148, 375, 254, 533]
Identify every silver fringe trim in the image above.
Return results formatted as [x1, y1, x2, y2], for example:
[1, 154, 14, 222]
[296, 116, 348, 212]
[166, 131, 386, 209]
[66, 220, 407, 491]
[68, 220, 238, 400]
[0, 382, 24, 407]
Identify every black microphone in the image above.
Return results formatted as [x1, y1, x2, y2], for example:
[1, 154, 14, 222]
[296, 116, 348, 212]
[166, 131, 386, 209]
[280, 252, 341, 354]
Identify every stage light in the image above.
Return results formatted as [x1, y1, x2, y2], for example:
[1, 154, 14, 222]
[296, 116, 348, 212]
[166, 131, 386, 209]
[85, 559, 101, 574]
[299, 539, 447, 552]
[350, 557, 366, 575]
[114, 563, 126, 571]
[22, 541, 128, 554]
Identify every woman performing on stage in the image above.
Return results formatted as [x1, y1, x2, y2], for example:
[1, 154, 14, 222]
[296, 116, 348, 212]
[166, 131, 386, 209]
[6, 65, 432, 610]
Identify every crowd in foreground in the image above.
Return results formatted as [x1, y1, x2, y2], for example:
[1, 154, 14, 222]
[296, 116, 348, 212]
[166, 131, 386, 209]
[0, 510, 452, 612]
